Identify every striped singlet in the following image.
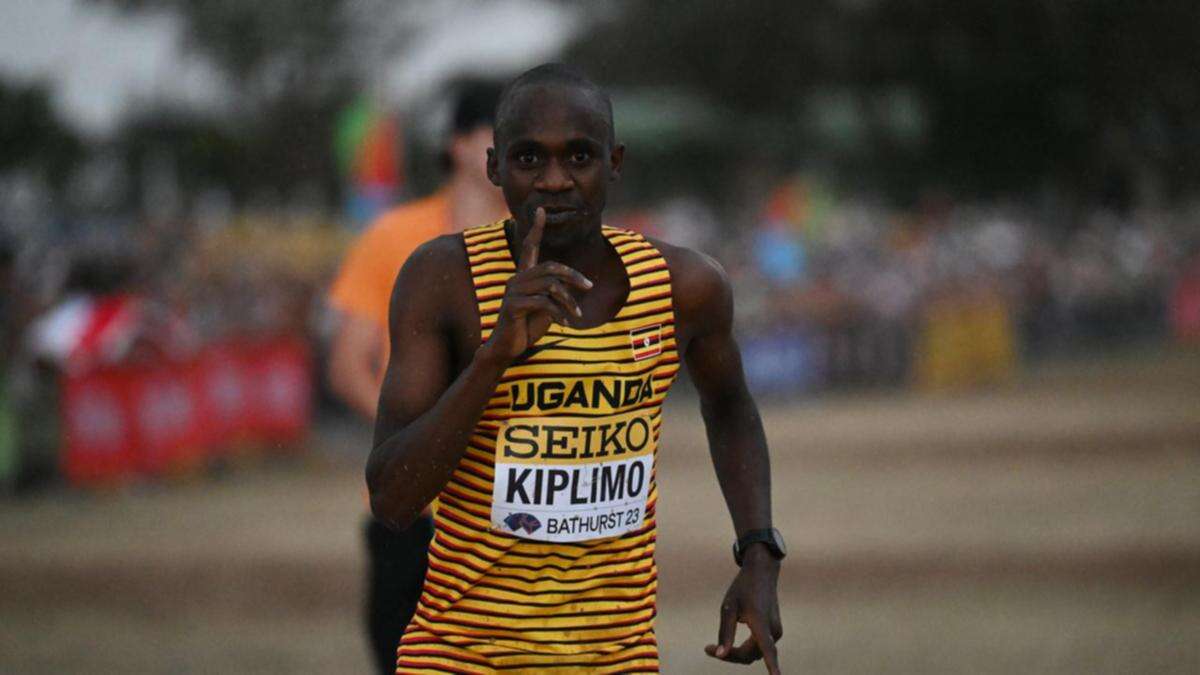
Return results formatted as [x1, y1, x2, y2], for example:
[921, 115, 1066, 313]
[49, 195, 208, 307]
[396, 221, 681, 673]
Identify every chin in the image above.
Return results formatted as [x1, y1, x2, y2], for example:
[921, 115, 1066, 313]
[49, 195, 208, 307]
[542, 221, 593, 249]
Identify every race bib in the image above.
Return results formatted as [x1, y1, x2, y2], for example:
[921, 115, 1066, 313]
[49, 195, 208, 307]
[491, 409, 655, 543]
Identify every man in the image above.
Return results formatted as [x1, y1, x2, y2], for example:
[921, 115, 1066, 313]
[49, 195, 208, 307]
[326, 82, 508, 674]
[368, 64, 783, 673]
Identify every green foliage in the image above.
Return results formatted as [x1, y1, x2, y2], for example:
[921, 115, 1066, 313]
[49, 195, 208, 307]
[570, 0, 1200, 203]
[102, 0, 351, 104]
[95, 0, 357, 208]
[0, 82, 82, 187]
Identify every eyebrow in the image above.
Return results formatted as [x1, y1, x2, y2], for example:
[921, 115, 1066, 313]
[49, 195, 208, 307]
[566, 137, 603, 149]
[505, 133, 604, 151]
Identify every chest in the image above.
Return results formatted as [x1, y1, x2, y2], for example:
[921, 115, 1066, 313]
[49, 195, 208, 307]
[567, 251, 630, 330]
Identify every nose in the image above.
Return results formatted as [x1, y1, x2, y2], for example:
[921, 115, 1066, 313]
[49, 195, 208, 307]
[535, 158, 573, 193]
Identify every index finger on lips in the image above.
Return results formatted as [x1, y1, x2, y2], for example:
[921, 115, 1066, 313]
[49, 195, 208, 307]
[517, 207, 545, 271]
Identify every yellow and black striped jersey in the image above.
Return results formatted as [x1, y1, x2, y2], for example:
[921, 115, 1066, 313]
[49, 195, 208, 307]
[396, 220, 680, 674]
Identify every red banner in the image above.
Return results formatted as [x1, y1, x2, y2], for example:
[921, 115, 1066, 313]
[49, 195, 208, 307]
[60, 336, 313, 488]
[61, 368, 137, 486]
[1171, 274, 1200, 342]
[194, 343, 255, 451]
[243, 338, 312, 445]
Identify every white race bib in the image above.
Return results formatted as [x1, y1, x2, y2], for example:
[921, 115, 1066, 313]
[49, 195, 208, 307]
[491, 409, 655, 543]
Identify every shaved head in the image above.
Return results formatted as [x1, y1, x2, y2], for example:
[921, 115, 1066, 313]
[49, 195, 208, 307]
[494, 63, 615, 147]
[485, 62, 625, 249]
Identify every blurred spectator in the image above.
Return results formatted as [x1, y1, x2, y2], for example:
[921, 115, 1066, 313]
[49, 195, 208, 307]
[26, 244, 195, 375]
[613, 174, 1187, 394]
[14, 238, 196, 491]
[324, 81, 508, 675]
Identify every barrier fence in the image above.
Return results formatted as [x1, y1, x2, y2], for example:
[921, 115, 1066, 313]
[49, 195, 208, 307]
[60, 336, 312, 488]
[32, 271, 1200, 489]
[742, 296, 1016, 395]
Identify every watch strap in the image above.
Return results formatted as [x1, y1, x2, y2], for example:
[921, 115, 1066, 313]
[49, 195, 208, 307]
[733, 528, 785, 566]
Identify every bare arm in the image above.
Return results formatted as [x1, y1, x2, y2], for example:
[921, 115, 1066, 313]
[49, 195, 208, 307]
[367, 210, 590, 530]
[366, 235, 506, 530]
[327, 313, 386, 420]
[664, 244, 781, 674]
[685, 262, 773, 538]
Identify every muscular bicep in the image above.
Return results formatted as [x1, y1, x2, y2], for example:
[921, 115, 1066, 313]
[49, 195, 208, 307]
[372, 240, 461, 446]
[663, 242, 773, 539]
[674, 250, 753, 408]
[685, 293, 753, 412]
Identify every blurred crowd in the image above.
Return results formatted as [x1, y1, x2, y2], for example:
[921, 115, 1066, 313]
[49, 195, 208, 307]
[617, 178, 1198, 392]
[4, 179, 1194, 383]
[0, 216, 335, 492]
[1, 178, 1197, 490]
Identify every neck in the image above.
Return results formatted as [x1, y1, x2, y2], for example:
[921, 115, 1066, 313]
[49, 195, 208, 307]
[448, 172, 507, 230]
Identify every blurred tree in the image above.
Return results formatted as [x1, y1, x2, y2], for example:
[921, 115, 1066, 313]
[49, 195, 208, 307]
[98, 0, 358, 213]
[0, 82, 83, 190]
[102, 0, 349, 106]
[869, 0, 1200, 207]
[114, 114, 243, 208]
[570, 0, 1200, 207]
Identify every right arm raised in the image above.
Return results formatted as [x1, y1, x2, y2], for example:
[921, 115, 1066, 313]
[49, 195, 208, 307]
[367, 210, 589, 530]
[366, 234, 507, 530]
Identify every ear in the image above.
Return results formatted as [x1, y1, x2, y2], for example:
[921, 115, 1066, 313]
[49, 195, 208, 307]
[486, 147, 500, 186]
[609, 143, 625, 182]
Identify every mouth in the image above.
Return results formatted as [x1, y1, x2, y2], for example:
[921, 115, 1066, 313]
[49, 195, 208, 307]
[539, 205, 583, 225]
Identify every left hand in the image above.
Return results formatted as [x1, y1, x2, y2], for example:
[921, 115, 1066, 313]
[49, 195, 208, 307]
[704, 545, 783, 673]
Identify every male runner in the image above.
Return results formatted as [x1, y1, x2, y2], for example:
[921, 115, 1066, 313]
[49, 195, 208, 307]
[327, 82, 507, 674]
[368, 64, 783, 673]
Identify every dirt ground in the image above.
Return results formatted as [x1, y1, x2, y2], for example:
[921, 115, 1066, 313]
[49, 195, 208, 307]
[3, 348, 1198, 674]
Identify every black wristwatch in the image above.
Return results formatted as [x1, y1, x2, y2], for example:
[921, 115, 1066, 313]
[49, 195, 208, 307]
[733, 528, 787, 566]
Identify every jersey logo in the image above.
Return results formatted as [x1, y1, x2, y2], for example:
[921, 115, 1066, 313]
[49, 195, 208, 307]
[629, 324, 662, 361]
[503, 512, 542, 534]
[517, 337, 567, 363]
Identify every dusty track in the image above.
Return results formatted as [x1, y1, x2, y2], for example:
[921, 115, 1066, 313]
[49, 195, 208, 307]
[3, 349, 1198, 673]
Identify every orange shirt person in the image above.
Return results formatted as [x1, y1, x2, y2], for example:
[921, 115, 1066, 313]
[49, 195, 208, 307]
[328, 190, 452, 413]
[325, 82, 508, 675]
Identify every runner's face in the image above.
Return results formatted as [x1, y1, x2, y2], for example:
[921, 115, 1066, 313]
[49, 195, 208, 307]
[488, 86, 623, 249]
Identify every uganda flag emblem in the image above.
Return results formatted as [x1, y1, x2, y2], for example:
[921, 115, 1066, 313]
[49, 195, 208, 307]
[629, 324, 662, 361]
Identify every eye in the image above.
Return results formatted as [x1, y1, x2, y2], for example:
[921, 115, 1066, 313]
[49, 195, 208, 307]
[516, 151, 539, 166]
[570, 150, 592, 164]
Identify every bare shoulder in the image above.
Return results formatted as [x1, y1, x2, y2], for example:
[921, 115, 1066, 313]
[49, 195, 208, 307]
[645, 236, 733, 342]
[389, 233, 475, 331]
[402, 233, 469, 274]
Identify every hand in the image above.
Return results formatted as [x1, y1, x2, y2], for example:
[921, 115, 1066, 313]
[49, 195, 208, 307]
[704, 546, 783, 674]
[482, 207, 592, 363]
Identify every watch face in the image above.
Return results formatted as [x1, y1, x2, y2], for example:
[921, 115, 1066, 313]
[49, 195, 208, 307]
[770, 529, 787, 557]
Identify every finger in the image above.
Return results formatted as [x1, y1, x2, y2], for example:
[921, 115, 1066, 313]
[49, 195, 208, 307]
[509, 295, 570, 326]
[510, 278, 583, 320]
[747, 614, 781, 674]
[709, 598, 738, 659]
[532, 261, 593, 291]
[517, 207, 545, 271]
[720, 635, 763, 664]
[544, 280, 583, 319]
[705, 643, 750, 661]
